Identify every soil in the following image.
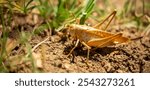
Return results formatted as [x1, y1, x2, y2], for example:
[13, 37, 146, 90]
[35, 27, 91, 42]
[41, 29, 150, 73]
[8, 25, 150, 73]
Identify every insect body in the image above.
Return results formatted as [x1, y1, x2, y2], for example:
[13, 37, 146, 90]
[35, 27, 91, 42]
[65, 11, 129, 59]
[67, 24, 128, 47]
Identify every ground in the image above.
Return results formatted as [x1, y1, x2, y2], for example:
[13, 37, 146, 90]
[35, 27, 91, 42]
[8, 24, 150, 73]
[42, 28, 150, 73]
[1, 0, 150, 73]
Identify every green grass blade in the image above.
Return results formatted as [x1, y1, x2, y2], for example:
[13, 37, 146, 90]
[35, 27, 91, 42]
[80, 0, 95, 24]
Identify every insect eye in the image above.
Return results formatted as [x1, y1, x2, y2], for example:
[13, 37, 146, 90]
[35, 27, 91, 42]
[65, 24, 70, 28]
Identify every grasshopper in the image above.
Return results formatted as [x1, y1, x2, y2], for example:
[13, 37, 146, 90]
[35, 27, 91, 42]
[64, 10, 129, 59]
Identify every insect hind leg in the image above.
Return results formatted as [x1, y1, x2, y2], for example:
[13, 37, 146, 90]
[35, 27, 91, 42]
[93, 10, 117, 31]
[81, 42, 91, 60]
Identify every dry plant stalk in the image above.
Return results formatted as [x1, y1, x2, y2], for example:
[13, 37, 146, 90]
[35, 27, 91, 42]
[65, 10, 129, 59]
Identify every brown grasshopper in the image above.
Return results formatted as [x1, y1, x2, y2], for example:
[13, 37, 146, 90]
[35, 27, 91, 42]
[64, 10, 129, 59]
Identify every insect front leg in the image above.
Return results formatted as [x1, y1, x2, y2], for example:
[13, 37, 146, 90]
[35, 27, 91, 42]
[67, 39, 80, 57]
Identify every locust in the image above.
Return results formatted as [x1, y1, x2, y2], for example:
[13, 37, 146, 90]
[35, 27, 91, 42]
[64, 10, 129, 59]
